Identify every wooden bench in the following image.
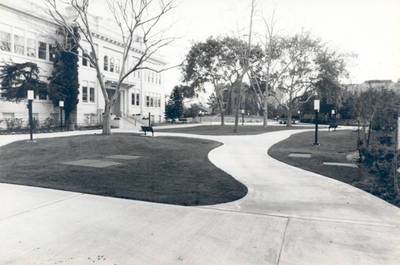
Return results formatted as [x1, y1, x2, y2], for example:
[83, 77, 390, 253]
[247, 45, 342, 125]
[328, 123, 338, 131]
[141, 126, 154, 136]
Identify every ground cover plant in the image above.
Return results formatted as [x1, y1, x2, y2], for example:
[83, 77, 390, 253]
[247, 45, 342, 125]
[0, 134, 247, 206]
[268, 130, 400, 207]
[156, 125, 310, 135]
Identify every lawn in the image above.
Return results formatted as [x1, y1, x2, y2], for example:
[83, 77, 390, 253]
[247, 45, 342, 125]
[268, 130, 399, 207]
[156, 125, 310, 135]
[0, 134, 247, 206]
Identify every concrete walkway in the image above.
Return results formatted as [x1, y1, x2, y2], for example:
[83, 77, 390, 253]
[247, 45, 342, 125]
[0, 129, 399, 264]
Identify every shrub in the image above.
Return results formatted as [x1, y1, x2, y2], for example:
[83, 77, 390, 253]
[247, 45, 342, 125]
[5, 118, 23, 130]
[42, 117, 58, 129]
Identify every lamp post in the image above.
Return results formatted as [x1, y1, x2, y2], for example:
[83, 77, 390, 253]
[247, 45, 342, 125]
[313, 99, 320, 145]
[241, 109, 245, 126]
[27, 90, 34, 141]
[59, 100, 64, 129]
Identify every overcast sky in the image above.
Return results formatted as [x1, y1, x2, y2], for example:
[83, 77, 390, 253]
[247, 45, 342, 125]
[28, 0, 400, 91]
[157, 0, 400, 90]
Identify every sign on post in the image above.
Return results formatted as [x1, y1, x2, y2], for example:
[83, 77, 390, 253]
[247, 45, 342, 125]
[314, 99, 320, 112]
[27, 90, 34, 100]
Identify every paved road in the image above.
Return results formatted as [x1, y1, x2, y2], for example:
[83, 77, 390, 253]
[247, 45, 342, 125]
[0, 129, 399, 264]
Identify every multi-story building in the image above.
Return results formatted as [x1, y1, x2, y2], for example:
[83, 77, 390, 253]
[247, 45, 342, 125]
[0, 0, 167, 129]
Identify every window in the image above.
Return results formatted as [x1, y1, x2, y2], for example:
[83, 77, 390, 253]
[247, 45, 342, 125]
[131, 93, 135, 105]
[151, 72, 154, 83]
[82, 86, 88, 102]
[150, 97, 154, 107]
[158, 99, 161, 107]
[89, 87, 95, 102]
[0, 31, 11, 51]
[49, 44, 56, 62]
[115, 59, 120, 73]
[146, 96, 150, 107]
[110, 57, 114, 72]
[14, 34, 24, 55]
[38, 42, 46, 59]
[104, 55, 108, 71]
[136, 93, 140, 106]
[82, 52, 88, 66]
[27, 38, 36, 57]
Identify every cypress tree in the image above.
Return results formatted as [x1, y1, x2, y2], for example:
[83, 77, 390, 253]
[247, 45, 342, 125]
[48, 27, 80, 129]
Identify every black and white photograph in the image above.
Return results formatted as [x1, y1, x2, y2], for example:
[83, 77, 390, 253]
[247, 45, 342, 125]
[0, 0, 399, 264]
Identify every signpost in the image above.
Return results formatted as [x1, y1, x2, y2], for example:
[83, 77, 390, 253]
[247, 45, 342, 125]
[313, 99, 320, 145]
[59, 100, 64, 129]
[241, 109, 245, 126]
[27, 90, 34, 141]
[148, 112, 151, 127]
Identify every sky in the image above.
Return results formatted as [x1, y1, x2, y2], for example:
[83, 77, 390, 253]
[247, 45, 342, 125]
[20, 0, 400, 92]
[159, 0, 400, 90]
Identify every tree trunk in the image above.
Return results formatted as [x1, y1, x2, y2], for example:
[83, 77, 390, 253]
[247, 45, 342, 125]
[233, 82, 241, 133]
[103, 101, 112, 135]
[263, 95, 268, 128]
[367, 123, 372, 147]
[217, 97, 225, 126]
[286, 107, 292, 127]
[65, 110, 71, 131]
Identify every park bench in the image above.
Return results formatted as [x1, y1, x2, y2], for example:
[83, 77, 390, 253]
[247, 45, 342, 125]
[328, 123, 338, 131]
[141, 126, 154, 136]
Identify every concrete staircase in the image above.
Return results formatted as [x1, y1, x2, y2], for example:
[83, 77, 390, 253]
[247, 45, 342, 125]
[118, 116, 145, 132]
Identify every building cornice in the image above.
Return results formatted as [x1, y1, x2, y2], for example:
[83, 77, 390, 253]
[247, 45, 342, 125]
[92, 32, 166, 66]
[0, 2, 167, 66]
[0, 3, 57, 27]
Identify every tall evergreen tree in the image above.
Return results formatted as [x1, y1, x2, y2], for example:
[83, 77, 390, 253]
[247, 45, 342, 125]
[165, 86, 183, 120]
[48, 27, 80, 129]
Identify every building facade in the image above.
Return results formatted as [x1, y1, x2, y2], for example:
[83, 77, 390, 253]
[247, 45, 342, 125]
[0, 1, 167, 129]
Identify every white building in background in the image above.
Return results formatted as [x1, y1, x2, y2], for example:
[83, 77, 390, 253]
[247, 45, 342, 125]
[0, 1, 167, 129]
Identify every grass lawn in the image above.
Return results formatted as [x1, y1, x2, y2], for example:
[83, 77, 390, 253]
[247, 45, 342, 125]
[268, 130, 399, 207]
[0, 134, 247, 206]
[156, 125, 310, 135]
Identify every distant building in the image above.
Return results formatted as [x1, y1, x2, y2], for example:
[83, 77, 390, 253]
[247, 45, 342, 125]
[343, 80, 400, 94]
[0, 1, 167, 129]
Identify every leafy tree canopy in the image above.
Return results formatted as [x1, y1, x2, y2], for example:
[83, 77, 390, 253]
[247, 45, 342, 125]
[0, 62, 47, 102]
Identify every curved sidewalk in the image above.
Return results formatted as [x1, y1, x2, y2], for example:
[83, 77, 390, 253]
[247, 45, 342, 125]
[0, 129, 399, 264]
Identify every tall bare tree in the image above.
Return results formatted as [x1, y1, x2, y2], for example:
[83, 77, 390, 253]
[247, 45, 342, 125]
[248, 13, 278, 127]
[44, 0, 175, 134]
[232, 0, 256, 133]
